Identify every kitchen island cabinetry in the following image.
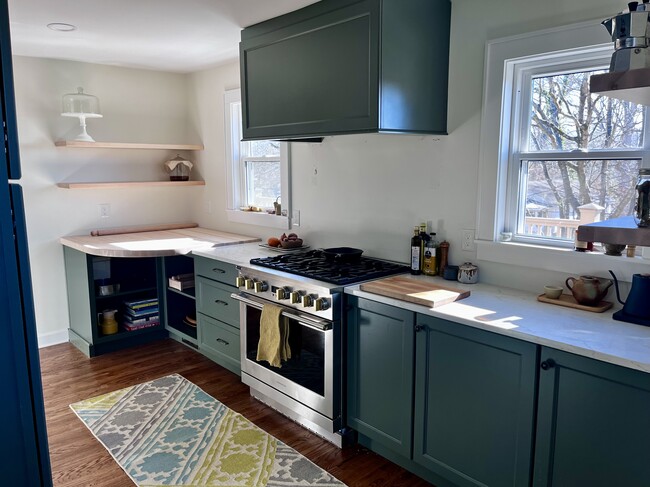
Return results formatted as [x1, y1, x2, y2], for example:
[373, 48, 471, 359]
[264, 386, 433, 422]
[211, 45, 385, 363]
[63, 247, 166, 357]
[195, 255, 241, 374]
[533, 347, 650, 487]
[346, 297, 537, 486]
[240, 0, 450, 140]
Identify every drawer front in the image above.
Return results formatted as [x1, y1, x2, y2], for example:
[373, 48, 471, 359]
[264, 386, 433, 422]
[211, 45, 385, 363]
[197, 277, 239, 327]
[199, 315, 240, 374]
[194, 256, 238, 286]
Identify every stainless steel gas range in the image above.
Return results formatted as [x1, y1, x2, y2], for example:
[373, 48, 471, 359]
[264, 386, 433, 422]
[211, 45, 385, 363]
[231, 249, 408, 447]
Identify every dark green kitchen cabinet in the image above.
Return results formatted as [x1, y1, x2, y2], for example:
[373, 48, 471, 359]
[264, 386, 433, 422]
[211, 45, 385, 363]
[63, 247, 167, 357]
[414, 314, 538, 487]
[346, 296, 415, 459]
[533, 347, 650, 487]
[194, 255, 241, 374]
[240, 0, 450, 140]
[347, 296, 538, 486]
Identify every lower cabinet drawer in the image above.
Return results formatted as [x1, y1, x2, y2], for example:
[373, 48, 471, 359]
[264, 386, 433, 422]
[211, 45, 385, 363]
[198, 314, 240, 375]
[196, 277, 239, 327]
[194, 256, 238, 286]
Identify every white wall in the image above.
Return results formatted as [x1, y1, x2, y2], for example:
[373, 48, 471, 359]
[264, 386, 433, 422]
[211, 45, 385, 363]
[13, 57, 198, 346]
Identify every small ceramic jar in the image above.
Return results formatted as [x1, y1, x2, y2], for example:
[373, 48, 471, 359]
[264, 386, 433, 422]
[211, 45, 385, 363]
[458, 262, 478, 284]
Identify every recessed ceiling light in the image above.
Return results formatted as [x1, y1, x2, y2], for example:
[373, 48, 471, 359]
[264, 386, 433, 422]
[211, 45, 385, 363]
[47, 23, 77, 32]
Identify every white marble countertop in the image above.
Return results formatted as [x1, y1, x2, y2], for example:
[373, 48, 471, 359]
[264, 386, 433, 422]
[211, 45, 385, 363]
[193, 243, 650, 373]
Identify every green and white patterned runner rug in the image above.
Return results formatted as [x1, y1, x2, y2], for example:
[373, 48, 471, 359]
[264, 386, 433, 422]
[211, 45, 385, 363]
[70, 374, 346, 486]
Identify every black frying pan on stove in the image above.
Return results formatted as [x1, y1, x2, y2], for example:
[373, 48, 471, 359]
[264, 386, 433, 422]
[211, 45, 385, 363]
[321, 247, 364, 263]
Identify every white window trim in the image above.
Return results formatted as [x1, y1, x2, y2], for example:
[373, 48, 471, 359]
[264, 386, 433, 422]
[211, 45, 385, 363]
[476, 20, 650, 282]
[224, 89, 291, 230]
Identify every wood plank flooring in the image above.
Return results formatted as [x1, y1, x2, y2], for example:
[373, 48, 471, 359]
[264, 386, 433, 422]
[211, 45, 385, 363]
[40, 339, 434, 487]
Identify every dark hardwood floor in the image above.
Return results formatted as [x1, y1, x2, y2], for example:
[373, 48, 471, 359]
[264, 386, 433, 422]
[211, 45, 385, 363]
[40, 339, 433, 487]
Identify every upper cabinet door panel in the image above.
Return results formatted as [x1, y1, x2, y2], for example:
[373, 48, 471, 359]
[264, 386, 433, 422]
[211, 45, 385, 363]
[240, 1, 379, 140]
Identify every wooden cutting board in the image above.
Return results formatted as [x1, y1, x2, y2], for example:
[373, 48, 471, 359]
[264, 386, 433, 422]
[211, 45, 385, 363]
[360, 276, 470, 308]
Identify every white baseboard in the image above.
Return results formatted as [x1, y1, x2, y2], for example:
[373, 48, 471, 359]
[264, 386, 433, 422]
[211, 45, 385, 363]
[38, 329, 69, 348]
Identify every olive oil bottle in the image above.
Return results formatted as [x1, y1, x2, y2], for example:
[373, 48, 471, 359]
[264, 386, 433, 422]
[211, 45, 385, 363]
[410, 226, 422, 275]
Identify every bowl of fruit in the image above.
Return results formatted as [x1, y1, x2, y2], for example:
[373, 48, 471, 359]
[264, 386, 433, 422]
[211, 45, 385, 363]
[267, 233, 303, 249]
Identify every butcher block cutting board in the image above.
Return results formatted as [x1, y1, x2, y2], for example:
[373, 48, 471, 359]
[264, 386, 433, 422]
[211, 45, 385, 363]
[359, 276, 470, 308]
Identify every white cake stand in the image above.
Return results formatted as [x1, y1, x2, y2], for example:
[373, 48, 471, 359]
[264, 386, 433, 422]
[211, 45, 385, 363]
[61, 112, 103, 142]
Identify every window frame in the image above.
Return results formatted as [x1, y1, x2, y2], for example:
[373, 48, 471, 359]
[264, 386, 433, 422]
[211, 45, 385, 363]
[224, 89, 291, 229]
[503, 48, 650, 247]
[476, 20, 650, 280]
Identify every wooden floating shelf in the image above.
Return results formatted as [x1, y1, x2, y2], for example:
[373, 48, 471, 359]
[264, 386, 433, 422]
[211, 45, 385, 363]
[55, 140, 204, 150]
[57, 181, 206, 189]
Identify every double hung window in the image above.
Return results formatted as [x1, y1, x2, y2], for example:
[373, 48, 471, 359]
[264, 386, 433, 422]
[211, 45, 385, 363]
[224, 89, 290, 228]
[503, 49, 648, 246]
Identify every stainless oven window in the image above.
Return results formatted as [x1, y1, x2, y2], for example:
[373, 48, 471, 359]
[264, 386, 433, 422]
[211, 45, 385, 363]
[244, 306, 326, 396]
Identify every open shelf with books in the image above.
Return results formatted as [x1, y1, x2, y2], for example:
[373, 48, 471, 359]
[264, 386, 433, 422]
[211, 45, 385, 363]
[161, 255, 197, 344]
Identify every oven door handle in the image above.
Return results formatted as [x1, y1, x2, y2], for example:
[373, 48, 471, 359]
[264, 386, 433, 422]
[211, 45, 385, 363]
[230, 292, 332, 331]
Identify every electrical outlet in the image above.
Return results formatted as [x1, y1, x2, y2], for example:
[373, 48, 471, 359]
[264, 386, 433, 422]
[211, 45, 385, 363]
[292, 209, 300, 227]
[99, 203, 110, 218]
[462, 229, 475, 251]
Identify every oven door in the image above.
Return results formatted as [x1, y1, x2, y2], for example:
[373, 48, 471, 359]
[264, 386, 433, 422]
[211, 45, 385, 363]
[232, 292, 338, 420]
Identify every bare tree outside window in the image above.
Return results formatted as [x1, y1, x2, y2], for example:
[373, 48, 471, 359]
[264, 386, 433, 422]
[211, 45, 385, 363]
[518, 68, 644, 240]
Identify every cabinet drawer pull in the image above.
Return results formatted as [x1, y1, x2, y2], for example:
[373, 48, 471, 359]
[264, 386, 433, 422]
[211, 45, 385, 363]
[540, 359, 556, 370]
[216, 338, 230, 346]
[214, 299, 229, 306]
[212, 268, 226, 274]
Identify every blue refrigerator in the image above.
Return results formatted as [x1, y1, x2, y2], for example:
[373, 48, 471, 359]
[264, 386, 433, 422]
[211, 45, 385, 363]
[0, 0, 53, 484]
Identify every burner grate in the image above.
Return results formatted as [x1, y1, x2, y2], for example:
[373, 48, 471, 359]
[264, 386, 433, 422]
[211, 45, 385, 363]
[250, 250, 409, 285]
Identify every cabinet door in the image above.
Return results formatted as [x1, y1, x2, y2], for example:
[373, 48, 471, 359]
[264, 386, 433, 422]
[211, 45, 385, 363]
[414, 315, 537, 487]
[534, 347, 650, 487]
[240, 0, 379, 140]
[346, 296, 415, 458]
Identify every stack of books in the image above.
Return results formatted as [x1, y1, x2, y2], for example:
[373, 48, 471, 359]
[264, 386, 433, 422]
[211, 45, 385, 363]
[168, 273, 195, 291]
[123, 298, 159, 331]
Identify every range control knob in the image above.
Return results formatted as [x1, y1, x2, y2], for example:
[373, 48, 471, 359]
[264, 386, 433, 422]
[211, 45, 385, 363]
[302, 294, 314, 308]
[235, 276, 246, 288]
[290, 291, 303, 304]
[315, 297, 330, 311]
[276, 287, 290, 300]
[244, 278, 255, 290]
[254, 281, 268, 293]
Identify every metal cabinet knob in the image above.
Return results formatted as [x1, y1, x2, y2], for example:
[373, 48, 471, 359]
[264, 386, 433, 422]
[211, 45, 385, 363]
[254, 281, 268, 293]
[415, 324, 425, 332]
[235, 276, 246, 288]
[244, 278, 254, 290]
[315, 297, 330, 311]
[540, 359, 556, 370]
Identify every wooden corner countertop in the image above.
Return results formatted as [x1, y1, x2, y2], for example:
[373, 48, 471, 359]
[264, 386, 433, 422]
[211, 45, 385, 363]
[60, 227, 261, 257]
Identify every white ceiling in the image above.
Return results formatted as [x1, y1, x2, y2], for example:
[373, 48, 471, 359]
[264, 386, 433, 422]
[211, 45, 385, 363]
[8, 0, 320, 73]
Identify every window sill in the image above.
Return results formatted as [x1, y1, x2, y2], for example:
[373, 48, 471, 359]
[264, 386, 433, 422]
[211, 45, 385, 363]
[476, 240, 650, 283]
[226, 209, 290, 230]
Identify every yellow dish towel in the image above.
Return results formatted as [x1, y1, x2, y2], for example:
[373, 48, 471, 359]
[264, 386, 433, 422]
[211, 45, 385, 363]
[257, 304, 291, 368]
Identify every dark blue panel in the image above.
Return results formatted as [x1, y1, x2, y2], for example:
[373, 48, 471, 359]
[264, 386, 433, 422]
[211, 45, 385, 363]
[0, 0, 21, 179]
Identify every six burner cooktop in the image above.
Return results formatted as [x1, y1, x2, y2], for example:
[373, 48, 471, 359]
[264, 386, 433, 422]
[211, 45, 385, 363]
[249, 249, 409, 285]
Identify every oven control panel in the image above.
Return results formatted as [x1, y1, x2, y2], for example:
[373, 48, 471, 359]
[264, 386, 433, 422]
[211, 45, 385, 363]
[235, 267, 335, 319]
